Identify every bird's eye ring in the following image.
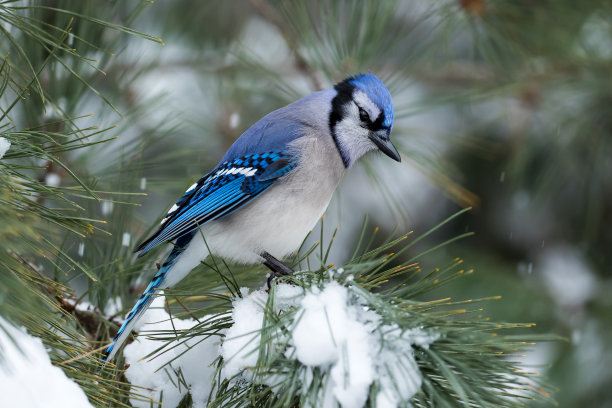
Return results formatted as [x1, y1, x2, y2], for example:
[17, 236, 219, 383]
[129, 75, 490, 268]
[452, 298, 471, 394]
[358, 107, 370, 123]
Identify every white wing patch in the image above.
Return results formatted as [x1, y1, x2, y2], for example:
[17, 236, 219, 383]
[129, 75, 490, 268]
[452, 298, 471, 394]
[211, 166, 255, 178]
[160, 204, 180, 225]
[158, 167, 257, 226]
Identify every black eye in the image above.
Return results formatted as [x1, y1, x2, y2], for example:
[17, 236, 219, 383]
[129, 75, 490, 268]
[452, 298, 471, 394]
[358, 107, 370, 123]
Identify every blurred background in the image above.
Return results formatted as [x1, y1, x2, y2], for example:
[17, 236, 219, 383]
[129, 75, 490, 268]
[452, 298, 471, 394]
[1, 1, 611, 407]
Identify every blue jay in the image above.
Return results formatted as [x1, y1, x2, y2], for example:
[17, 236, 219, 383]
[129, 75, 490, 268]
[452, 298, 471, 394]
[103, 73, 400, 361]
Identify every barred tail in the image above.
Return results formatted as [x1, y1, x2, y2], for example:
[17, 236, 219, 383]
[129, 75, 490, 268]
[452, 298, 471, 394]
[102, 232, 200, 362]
[102, 263, 171, 362]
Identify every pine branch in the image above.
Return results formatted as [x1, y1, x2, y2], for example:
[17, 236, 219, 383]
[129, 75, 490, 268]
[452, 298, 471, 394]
[248, 0, 323, 91]
[119, 214, 556, 408]
[55, 293, 123, 343]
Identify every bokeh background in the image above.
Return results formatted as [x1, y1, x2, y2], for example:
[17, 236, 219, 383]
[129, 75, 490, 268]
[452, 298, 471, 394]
[2, 1, 611, 407]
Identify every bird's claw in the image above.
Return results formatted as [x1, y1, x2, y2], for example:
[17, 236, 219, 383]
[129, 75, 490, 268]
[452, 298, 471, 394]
[262, 251, 294, 290]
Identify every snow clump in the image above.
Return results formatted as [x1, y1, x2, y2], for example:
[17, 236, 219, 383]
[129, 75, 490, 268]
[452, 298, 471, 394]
[122, 281, 438, 408]
[0, 317, 93, 408]
[123, 295, 223, 408]
[0, 137, 10, 159]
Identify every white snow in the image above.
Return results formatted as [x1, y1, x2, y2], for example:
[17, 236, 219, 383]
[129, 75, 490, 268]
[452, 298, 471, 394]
[273, 283, 305, 309]
[101, 200, 114, 216]
[122, 281, 437, 408]
[0, 317, 93, 408]
[538, 245, 596, 307]
[229, 112, 240, 129]
[292, 283, 353, 366]
[221, 281, 439, 408]
[121, 232, 131, 247]
[105, 296, 123, 316]
[124, 295, 222, 408]
[327, 313, 373, 408]
[0, 137, 10, 159]
[71, 299, 95, 313]
[45, 172, 61, 187]
[220, 288, 267, 378]
[374, 325, 438, 408]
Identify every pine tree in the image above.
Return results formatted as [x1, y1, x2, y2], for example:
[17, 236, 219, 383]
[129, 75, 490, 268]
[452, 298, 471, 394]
[3, 1, 610, 407]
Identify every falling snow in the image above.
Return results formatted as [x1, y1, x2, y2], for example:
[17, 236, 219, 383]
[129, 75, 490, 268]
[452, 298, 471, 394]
[101, 200, 114, 216]
[538, 245, 596, 307]
[45, 173, 61, 187]
[0, 137, 10, 159]
[229, 112, 240, 129]
[122, 232, 131, 247]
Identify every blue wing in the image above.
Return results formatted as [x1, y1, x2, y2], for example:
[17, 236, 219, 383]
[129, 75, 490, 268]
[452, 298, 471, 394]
[135, 152, 296, 256]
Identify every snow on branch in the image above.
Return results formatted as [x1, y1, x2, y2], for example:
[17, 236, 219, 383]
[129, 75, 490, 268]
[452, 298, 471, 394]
[221, 279, 439, 408]
[122, 260, 552, 408]
[0, 318, 93, 408]
[0, 137, 10, 159]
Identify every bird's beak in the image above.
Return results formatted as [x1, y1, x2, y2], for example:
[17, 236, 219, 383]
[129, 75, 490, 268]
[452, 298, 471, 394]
[369, 130, 401, 162]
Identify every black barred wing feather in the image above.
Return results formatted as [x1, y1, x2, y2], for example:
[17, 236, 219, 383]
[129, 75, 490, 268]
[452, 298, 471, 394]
[134, 152, 296, 256]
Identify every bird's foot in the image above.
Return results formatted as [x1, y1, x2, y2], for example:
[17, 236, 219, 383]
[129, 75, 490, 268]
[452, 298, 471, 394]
[262, 251, 294, 290]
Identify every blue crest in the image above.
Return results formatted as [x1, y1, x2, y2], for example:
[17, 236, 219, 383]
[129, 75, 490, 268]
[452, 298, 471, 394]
[348, 73, 394, 129]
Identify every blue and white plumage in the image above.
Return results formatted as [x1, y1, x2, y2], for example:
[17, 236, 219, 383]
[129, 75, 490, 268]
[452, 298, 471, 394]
[103, 73, 400, 361]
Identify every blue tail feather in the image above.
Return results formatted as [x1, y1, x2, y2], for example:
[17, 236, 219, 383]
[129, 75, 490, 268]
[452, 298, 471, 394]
[102, 233, 194, 362]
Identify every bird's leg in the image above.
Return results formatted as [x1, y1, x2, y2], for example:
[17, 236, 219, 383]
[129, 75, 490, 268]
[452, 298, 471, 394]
[262, 251, 294, 276]
[261, 251, 294, 289]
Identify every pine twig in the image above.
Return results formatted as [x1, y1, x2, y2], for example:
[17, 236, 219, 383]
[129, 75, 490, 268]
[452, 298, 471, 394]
[248, 0, 323, 90]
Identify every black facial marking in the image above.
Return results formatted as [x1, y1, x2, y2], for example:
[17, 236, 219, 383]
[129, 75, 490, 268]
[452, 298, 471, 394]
[329, 79, 356, 168]
[356, 106, 386, 132]
[358, 107, 370, 123]
[371, 113, 386, 132]
[329, 77, 390, 167]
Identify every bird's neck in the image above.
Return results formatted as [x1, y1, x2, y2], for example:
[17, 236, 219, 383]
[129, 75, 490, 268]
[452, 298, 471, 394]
[330, 120, 376, 168]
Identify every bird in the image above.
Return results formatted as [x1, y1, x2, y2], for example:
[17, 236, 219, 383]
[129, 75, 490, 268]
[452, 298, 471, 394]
[103, 73, 400, 361]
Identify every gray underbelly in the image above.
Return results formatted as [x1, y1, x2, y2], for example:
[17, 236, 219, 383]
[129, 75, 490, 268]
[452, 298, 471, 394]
[202, 136, 345, 263]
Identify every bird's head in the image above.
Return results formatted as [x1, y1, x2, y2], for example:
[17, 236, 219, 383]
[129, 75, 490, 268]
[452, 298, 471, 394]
[329, 73, 400, 167]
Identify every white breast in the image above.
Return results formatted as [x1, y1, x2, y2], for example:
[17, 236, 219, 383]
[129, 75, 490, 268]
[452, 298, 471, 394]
[200, 134, 345, 264]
